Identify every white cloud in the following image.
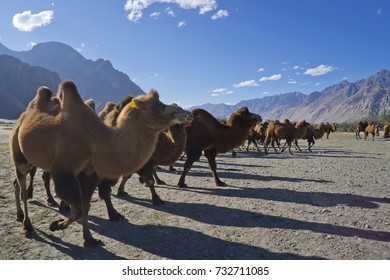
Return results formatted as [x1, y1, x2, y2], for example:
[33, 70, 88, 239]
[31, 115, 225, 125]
[262, 91, 270, 95]
[13, 10, 54, 32]
[293, 65, 300, 70]
[150, 12, 161, 19]
[233, 80, 259, 88]
[304, 64, 335, 76]
[211, 9, 228, 20]
[257, 67, 265, 72]
[178, 21, 186, 27]
[124, 0, 217, 22]
[259, 74, 282, 82]
[212, 88, 228, 93]
[288, 79, 297, 84]
[166, 7, 176, 17]
[211, 93, 220, 97]
[315, 82, 321, 86]
[377, 8, 383, 16]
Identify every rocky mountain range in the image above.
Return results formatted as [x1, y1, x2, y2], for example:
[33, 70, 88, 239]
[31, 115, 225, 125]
[193, 70, 390, 123]
[0, 55, 61, 119]
[0, 41, 389, 123]
[0, 41, 144, 114]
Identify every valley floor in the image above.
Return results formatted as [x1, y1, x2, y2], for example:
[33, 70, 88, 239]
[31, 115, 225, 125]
[0, 124, 389, 260]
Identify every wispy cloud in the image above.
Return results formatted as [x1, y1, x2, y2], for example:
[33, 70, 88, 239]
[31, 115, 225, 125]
[211, 9, 228, 20]
[287, 78, 297, 84]
[124, 0, 218, 22]
[258, 67, 265, 72]
[377, 8, 383, 16]
[150, 12, 161, 19]
[166, 7, 176, 17]
[178, 21, 186, 27]
[26, 41, 37, 48]
[304, 64, 335, 76]
[212, 88, 228, 93]
[233, 79, 259, 88]
[12, 10, 53, 32]
[259, 74, 282, 82]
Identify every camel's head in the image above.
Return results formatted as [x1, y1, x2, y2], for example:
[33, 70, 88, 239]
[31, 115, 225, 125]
[230, 107, 262, 127]
[123, 89, 193, 131]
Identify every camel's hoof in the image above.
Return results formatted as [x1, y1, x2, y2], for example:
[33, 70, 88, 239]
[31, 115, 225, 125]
[49, 219, 65, 231]
[84, 238, 103, 248]
[117, 190, 128, 197]
[177, 183, 187, 188]
[22, 226, 34, 237]
[16, 213, 24, 222]
[47, 198, 59, 208]
[59, 202, 71, 213]
[216, 181, 227, 187]
[152, 197, 165, 206]
[108, 211, 125, 221]
[156, 180, 166, 185]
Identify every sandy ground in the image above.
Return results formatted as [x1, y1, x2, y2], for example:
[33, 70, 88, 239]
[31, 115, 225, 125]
[0, 123, 389, 260]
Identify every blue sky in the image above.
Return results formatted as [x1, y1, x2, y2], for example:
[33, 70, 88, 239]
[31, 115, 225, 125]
[0, 0, 389, 108]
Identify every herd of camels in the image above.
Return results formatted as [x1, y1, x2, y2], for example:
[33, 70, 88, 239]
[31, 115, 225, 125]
[8, 80, 389, 247]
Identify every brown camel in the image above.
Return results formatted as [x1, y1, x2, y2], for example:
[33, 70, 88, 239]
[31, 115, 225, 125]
[177, 107, 261, 188]
[324, 122, 337, 139]
[244, 122, 265, 152]
[300, 123, 326, 151]
[10, 81, 191, 247]
[264, 119, 301, 155]
[382, 123, 390, 138]
[19, 98, 97, 211]
[355, 121, 369, 139]
[364, 122, 377, 141]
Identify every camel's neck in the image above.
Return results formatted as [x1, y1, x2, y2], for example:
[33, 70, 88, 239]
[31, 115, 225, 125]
[216, 119, 250, 153]
[86, 111, 160, 179]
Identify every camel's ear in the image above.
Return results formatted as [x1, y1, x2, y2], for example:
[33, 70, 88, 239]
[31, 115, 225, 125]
[148, 89, 160, 100]
[238, 107, 249, 115]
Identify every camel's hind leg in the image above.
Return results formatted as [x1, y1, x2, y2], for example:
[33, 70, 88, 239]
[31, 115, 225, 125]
[27, 166, 37, 199]
[138, 161, 164, 205]
[13, 169, 33, 235]
[204, 148, 226, 186]
[117, 175, 131, 196]
[50, 171, 101, 247]
[177, 148, 202, 188]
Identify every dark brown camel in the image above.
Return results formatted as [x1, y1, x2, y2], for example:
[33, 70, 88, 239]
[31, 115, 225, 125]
[355, 121, 369, 139]
[177, 107, 261, 188]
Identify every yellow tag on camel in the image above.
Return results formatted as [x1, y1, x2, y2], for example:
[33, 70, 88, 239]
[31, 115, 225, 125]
[128, 100, 138, 109]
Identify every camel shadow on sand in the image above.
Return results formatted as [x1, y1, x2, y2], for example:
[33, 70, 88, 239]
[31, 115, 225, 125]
[123, 197, 390, 244]
[88, 214, 324, 260]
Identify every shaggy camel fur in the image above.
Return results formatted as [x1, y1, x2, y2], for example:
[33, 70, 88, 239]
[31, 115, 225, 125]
[324, 122, 337, 139]
[382, 123, 390, 138]
[364, 122, 377, 141]
[10, 81, 191, 247]
[263, 119, 308, 155]
[355, 121, 369, 139]
[177, 107, 261, 188]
